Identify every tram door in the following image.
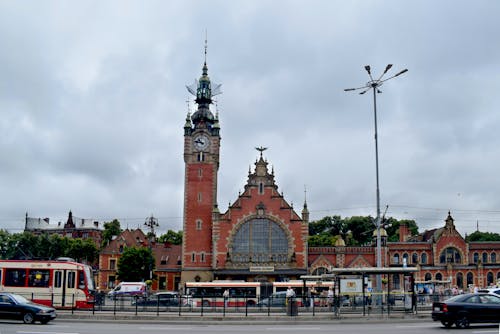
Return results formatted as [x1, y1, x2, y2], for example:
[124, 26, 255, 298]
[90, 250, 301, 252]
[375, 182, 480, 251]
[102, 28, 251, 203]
[52, 269, 77, 307]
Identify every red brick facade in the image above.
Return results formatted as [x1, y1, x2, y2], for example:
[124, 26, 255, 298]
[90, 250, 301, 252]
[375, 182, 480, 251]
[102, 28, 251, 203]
[309, 213, 500, 290]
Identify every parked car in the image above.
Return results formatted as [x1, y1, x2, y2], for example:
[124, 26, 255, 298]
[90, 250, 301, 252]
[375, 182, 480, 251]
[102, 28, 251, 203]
[133, 291, 180, 307]
[108, 282, 147, 298]
[478, 287, 500, 297]
[0, 293, 57, 324]
[431, 293, 500, 328]
[257, 291, 287, 307]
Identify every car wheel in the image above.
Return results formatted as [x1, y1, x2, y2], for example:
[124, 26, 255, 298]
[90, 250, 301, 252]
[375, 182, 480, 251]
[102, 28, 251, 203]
[455, 315, 470, 329]
[23, 312, 35, 324]
[441, 320, 453, 328]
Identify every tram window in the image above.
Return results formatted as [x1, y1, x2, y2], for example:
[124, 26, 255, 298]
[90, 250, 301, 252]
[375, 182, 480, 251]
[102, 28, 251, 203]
[5, 269, 26, 287]
[54, 271, 62, 288]
[67, 271, 76, 288]
[28, 269, 50, 287]
[78, 271, 85, 289]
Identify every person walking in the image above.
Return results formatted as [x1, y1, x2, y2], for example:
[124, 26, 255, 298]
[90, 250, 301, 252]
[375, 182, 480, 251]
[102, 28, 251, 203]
[223, 288, 229, 308]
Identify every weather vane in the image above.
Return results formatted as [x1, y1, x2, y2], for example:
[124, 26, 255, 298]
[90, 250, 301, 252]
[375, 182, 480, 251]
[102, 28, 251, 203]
[255, 146, 268, 158]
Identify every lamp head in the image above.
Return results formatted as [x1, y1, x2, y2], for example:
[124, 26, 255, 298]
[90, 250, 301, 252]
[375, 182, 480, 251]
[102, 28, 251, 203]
[364, 65, 371, 74]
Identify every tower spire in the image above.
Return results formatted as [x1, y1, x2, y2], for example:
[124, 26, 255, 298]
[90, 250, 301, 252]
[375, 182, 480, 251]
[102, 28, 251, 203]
[204, 29, 208, 65]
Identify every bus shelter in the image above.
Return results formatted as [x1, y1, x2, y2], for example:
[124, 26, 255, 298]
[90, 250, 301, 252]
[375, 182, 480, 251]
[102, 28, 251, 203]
[301, 267, 418, 316]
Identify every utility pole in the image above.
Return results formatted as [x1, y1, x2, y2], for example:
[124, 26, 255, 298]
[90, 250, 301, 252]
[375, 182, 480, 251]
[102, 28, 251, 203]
[144, 214, 159, 281]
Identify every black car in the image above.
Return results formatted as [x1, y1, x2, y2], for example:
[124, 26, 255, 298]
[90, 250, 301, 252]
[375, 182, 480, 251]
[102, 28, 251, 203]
[432, 293, 500, 328]
[133, 292, 180, 307]
[0, 293, 57, 324]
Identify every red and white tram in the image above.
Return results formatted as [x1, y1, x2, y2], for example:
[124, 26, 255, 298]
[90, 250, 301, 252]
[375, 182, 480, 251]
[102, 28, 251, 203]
[0, 259, 95, 309]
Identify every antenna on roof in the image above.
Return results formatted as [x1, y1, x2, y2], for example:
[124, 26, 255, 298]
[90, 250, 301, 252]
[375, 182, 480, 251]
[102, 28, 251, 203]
[204, 29, 208, 64]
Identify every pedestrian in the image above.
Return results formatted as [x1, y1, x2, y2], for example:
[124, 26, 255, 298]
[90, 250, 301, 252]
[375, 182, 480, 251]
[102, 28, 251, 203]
[223, 288, 229, 308]
[327, 287, 334, 310]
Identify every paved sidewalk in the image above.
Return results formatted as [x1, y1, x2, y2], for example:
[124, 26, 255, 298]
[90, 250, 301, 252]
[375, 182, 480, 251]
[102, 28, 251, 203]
[55, 309, 432, 324]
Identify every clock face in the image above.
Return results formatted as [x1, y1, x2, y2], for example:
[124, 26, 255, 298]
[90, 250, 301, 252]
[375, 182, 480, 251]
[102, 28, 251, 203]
[193, 134, 209, 151]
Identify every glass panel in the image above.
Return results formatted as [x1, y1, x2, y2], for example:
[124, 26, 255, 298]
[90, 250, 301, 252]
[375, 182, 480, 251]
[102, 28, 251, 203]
[28, 269, 50, 287]
[231, 219, 288, 263]
[67, 271, 76, 289]
[5, 269, 26, 287]
[54, 271, 62, 288]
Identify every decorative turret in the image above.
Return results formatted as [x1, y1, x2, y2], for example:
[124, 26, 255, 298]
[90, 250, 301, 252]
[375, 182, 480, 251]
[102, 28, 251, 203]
[301, 186, 309, 224]
[246, 147, 277, 191]
[444, 211, 456, 230]
[185, 39, 222, 131]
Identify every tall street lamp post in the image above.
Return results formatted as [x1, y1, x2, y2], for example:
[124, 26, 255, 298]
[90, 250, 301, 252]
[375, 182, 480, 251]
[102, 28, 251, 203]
[344, 64, 407, 298]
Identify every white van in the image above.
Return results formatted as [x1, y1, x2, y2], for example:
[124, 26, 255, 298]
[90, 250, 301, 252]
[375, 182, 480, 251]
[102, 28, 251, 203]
[108, 282, 147, 298]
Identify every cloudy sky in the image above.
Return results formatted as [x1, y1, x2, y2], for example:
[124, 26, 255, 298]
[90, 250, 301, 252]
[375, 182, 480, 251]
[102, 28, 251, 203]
[1, 1, 499, 237]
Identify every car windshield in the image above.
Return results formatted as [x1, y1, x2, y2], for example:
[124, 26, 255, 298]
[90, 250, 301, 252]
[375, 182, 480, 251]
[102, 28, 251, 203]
[10, 294, 30, 304]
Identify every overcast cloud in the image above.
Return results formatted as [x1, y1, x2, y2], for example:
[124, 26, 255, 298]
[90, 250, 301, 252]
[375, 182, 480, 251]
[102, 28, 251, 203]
[1, 0, 499, 236]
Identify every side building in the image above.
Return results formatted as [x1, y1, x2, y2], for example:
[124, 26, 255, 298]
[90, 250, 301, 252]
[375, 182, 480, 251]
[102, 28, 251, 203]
[24, 210, 103, 250]
[308, 212, 500, 291]
[98, 228, 182, 291]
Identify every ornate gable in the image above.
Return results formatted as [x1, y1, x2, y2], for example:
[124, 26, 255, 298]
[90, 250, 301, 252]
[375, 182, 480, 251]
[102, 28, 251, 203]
[346, 254, 371, 268]
[310, 254, 333, 272]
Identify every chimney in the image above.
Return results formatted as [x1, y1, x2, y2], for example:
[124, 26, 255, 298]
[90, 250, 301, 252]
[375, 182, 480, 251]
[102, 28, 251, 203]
[399, 223, 409, 242]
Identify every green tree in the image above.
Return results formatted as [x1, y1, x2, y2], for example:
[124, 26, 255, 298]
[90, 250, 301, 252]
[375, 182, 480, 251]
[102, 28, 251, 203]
[66, 238, 99, 263]
[101, 219, 122, 247]
[308, 215, 420, 246]
[385, 218, 419, 242]
[344, 216, 376, 246]
[158, 230, 183, 245]
[0, 229, 11, 259]
[466, 231, 500, 242]
[117, 247, 155, 282]
[308, 234, 334, 246]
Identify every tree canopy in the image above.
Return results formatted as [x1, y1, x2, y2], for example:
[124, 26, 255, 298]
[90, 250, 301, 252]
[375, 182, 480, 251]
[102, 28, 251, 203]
[308, 215, 419, 246]
[101, 219, 122, 247]
[0, 230, 98, 263]
[465, 231, 500, 242]
[157, 230, 183, 245]
[116, 246, 155, 282]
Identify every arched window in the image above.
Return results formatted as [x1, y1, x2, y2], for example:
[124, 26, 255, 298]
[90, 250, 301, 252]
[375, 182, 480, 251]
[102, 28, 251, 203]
[402, 253, 409, 265]
[393, 274, 400, 290]
[421, 253, 427, 264]
[473, 252, 479, 263]
[435, 273, 443, 281]
[487, 272, 494, 286]
[393, 253, 400, 264]
[486, 271, 494, 286]
[482, 252, 488, 263]
[467, 272, 474, 287]
[439, 247, 461, 264]
[456, 272, 464, 289]
[425, 273, 432, 281]
[491, 252, 497, 263]
[231, 218, 288, 263]
[412, 253, 418, 264]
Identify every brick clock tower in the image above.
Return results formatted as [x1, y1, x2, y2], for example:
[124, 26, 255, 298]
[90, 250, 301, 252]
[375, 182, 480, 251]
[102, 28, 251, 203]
[181, 55, 222, 283]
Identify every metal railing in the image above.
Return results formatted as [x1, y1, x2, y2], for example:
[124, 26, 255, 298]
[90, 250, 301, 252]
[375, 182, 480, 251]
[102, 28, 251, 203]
[14, 291, 447, 317]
